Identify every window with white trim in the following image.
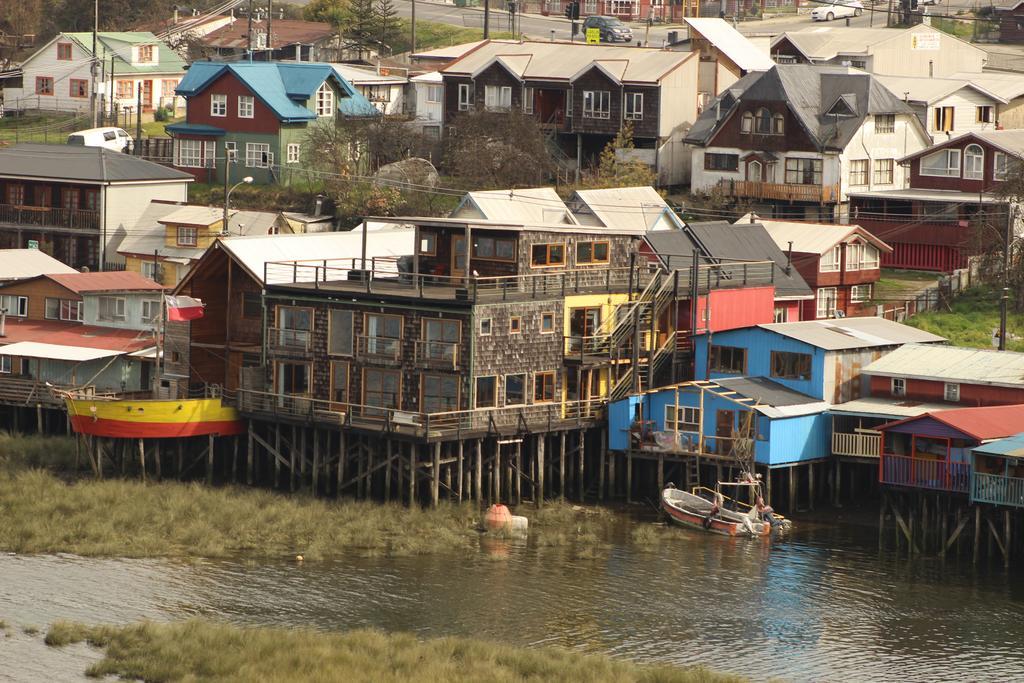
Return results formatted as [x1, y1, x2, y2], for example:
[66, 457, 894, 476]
[773, 306, 788, 323]
[820, 245, 841, 273]
[846, 242, 862, 271]
[0, 356, 10, 373]
[816, 287, 838, 319]
[176, 226, 198, 247]
[141, 261, 160, 281]
[583, 90, 610, 119]
[98, 296, 126, 321]
[224, 141, 237, 163]
[427, 85, 442, 103]
[458, 83, 471, 111]
[849, 159, 868, 186]
[624, 92, 643, 121]
[286, 143, 300, 164]
[944, 382, 960, 402]
[523, 86, 534, 114]
[45, 297, 83, 321]
[142, 300, 160, 323]
[964, 144, 984, 180]
[861, 244, 879, 269]
[210, 94, 227, 117]
[316, 82, 334, 116]
[850, 284, 872, 303]
[484, 85, 511, 111]
[891, 377, 906, 397]
[994, 151, 1009, 181]
[238, 95, 254, 118]
[784, 157, 822, 185]
[873, 158, 894, 185]
[874, 114, 895, 134]
[0, 295, 27, 317]
[665, 405, 700, 432]
[920, 149, 961, 177]
[175, 139, 204, 168]
[246, 142, 272, 168]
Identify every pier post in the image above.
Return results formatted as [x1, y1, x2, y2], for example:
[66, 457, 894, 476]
[626, 452, 632, 503]
[577, 430, 585, 501]
[1005, 509, 1012, 567]
[337, 430, 346, 497]
[657, 453, 664, 492]
[289, 426, 297, 493]
[358, 438, 366, 498]
[206, 434, 214, 485]
[312, 429, 321, 496]
[608, 448, 615, 500]
[598, 446, 606, 502]
[514, 440, 522, 505]
[475, 439, 483, 505]
[408, 442, 416, 504]
[155, 440, 162, 481]
[138, 439, 146, 483]
[367, 437, 375, 499]
[385, 439, 393, 502]
[432, 442, 441, 508]
[808, 462, 815, 511]
[788, 465, 796, 513]
[457, 440, 464, 502]
[559, 432, 566, 501]
[274, 423, 282, 489]
[536, 435, 545, 508]
[247, 423, 254, 485]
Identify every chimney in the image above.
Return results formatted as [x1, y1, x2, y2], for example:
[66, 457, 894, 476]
[173, 6, 179, 24]
[0, 309, 7, 338]
[748, 212, 755, 224]
[314, 194, 324, 217]
[786, 240, 793, 275]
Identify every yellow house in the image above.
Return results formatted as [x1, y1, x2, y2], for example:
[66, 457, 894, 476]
[562, 292, 632, 402]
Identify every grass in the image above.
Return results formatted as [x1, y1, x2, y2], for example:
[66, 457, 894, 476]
[0, 112, 87, 144]
[141, 117, 182, 139]
[872, 269, 940, 304]
[45, 619, 742, 683]
[931, 17, 996, 41]
[393, 19, 515, 53]
[905, 286, 1024, 352]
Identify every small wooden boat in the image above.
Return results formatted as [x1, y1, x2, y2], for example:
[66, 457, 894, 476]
[661, 485, 772, 537]
[64, 395, 244, 439]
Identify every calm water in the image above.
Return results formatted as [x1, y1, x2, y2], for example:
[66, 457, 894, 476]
[2, 508, 1024, 682]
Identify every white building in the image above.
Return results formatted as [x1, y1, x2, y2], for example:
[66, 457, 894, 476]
[875, 76, 1006, 142]
[410, 71, 443, 139]
[331, 64, 407, 116]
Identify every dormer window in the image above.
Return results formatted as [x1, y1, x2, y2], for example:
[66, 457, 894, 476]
[964, 144, 984, 180]
[772, 114, 784, 134]
[316, 83, 334, 117]
[741, 111, 752, 133]
[755, 108, 771, 134]
[138, 45, 154, 63]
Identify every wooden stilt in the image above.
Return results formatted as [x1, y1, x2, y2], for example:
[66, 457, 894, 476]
[396, 439, 404, 502]
[432, 442, 441, 508]
[206, 434, 214, 485]
[506, 444, 514, 503]
[494, 442, 501, 503]
[788, 465, 797, 513]
[834, 459, 842, 507]
[385, 439, 393, 502]
[475, 438, 483, 505]
[367, 437, 375, 499]
[274, 423, 282, 489]
[598, 446, 606, 501]
[514, 440, 522, 505]
[808, 461, 815, 512]
[338, 430, 346, 497]
[559, 431, 566, 501]
[312, 429, 321, 496]
[36, 404, 43, 434]
[289, 425, 297, 492]
[457, 440, 464, 503]
[536, 435, 545, 508]
[607, 449, 615, 500]
[577, 430, 585, 501]
[357, 438, 366, 498]
[444, 449, 452, 502]
[1005, 509, 1012, 567]
[657, 453, 664, 492]
[408, 442, 416, 505]
[247, 423, 254, 485]
[626, 451, 633, 503]
[138, 439, 146, 483]
[154, 440, 162, 481]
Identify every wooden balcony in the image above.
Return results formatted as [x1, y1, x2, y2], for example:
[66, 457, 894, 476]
[880, 454, 969, 493]
[356, 335, 402, 364]
[718, 180, 840, 204]
[972, 472, 1024, 508]
[267, 327, 311, 355]
[0, 203, 100, 232]
[832, 431, 881, 458]
[414, 339, 459, 369]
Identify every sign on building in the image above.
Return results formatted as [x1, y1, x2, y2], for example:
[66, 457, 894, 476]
[27, 240, 38, 250]
[911, 33, 940, 50]
[586, 28, 600, 45]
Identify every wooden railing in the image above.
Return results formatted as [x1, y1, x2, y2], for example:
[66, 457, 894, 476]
[879, 454, 970, 493]
[356, 335, 402, 363]
[719, 179, 840, 203]
[0, 203, 100, 231]
[832, 431, 881, 458]
[972, 472, 1024, 508]
[267, 326, 311, 354]
[413, 339, 459, 369]
[0, 377, 67, 407]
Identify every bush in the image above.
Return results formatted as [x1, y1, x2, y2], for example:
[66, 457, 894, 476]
[153, 106, 172, 122]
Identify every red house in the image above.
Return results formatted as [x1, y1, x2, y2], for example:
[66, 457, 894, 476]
[848, 130, 1022, 272]
[750, 216, 890, 321]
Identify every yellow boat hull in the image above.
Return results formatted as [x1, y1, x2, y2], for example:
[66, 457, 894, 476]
[66, 397, 244, 439]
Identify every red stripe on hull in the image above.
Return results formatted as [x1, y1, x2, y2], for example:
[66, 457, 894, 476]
[662, 500, 739, 536]
[70, 415, 245, 439]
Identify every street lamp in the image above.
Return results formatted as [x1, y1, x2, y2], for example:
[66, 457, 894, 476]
[222, 176, 254, 236]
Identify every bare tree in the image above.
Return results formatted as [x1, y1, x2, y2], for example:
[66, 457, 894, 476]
[442, 110, 556, 190]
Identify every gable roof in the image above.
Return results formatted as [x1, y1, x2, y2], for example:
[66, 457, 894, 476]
[331, 63, 408, 86]
[0, 144, 193, 184]
[714, 376, 828, 417]
[451, 188, 576, 224]
[44, 271, 164, 293]
[684, 65, 917, 150]
[875, 75, 1006, 106]
[200, 19, 336, 49]
[973, 432, 1024, 459]
[862, 343, 1024, 389]
[900, 129, 1024, 163]
[683, 18, 774, 72]
[0, 249, 77, 281]
[61, 31, 185, 75]
[879, 404, 1024, 441]
[769, 25, 984, 64]
[741, 215, 892, 254]
[174, 61, 378, 121]
[569, 187, 679, 231]
[948, 71, 1024, 100]
[758, 317, 946, 350]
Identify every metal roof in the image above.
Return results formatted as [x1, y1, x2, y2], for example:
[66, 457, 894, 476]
[862, 343, 1024, 389]
[847, 188, 1004, 204]
[119, 202, 286, 259]
[0, 320, 153, 352]
[569, 187, 677, 231]
[899, 129, 1024, 164]
[683, 18, 775, 72]
[830, 396, 952, 419]
[973, 432, 1024, 459]
[874, 75, 1007, 105]
[879, 404, 1024, 441]
[200, 19, 336, 49]
[375, 215, 648, 236]
[0, 341, 124, 362]
[332, 63, 408, 85]
[45, 271, 164, 293]
[715, 377, 828, 417]
[452, 188, 577, 225]
[746, 216, 891, 255]
[770, 25, 983, 62]
[758, 317, 946, 350]
[948, 71, 1024, 100]
[442, 40, 692, 84]
[411, 40, 492, 60]
[0, 249, 77, 281]
[0, 144, 193, 184]
[62, 31, 186, 75]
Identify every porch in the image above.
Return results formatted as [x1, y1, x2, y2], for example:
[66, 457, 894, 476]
[718, 179, 840, 204]
[0, 203, 100, 232]
[880, 453, 970, 493]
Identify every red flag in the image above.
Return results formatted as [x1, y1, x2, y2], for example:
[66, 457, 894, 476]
[166, 295, 205, 321]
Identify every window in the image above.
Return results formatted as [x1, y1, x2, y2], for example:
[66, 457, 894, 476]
[933, 106, 954, 132]
[816, 287, 838, 319]
[849, 159, 868, 186]
[944, 382, 960, 402]
[57, 42, 72, 60]
[286, 143, 300, 164]
[891, 377, 906, 397]
[964, 144, 984, 180]
[363, 368, 400, 409]
[534, 371, 556, 403]
[582, 90, 611, 119]
[741, 111, 752, 134]
[576, 240, 609, 265]
[770, 351, 812, 381]
[484, 85, 512, 111]
[873, 158, 894, 185]
[316, 82, 334, 116]
[705, 153, 739, 172]
[365, 85, 390, 103]
[162, 79, 178, 97]
[427, 85, 442, 103]
[472, 236, 515, 261]
[861, 244, 879, 269]
[363, 313, 402, 357]
[772, 113, 785, 134]
[850, 284, 872, 303]
[141, 300, 160, 323]
[784, 157, 822, 185]
[330, 361, 348, 404]
[995, 152, 1009, 181]
[176, 226, 198, 246]
[242, 291, 262, 319]
[754, 108, 771, 134]
[276, 306, 312, 350]
[531, 243, 565, 267]
[875, 114, 895, 134]
[138, 45, 154, 62]
[624, 92, 643, 121]
[328, 309, 354, 356]
[709, 345, 746, 374]
[540, 312, 555, 334]
[665, 406, 700, 432]
[6, 184, 24, 205]
[820, 245, 841, 273]
[246, 142, 272, 168]
[509, 316, 522, 334]
[1, 295, 28, 317]
[846, 243, 862, 271]
[45, 298, 81, 321]
[35, 77, 53, 95]
[116, 80, 133, 99]
[98, 296, 126, 321]
[0, 356, 10, 374]
[523, 86, 534, 114]
[140, 261, 160, 282]
[773, 306, 788, 323]
[422, 374, 459, 413]
[977, 106, 994, 124]
[419, 232, 436, 255]
[175, 139, 205, 168]
[69, 79, 88, 98]
[850, 60, 867, 69]
[479, 318, 492, 336]
[210, 94, 227, 116]
[238, 95, 254, 118]
[504, 374, 526, 405]
[422, 318, 459, 363]
[476, 376, 497, 408]
[921, 149, 961, 177]
[458, 83, 471, 111]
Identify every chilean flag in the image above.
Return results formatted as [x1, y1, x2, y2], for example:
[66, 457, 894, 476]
[166, 295, 205, 322]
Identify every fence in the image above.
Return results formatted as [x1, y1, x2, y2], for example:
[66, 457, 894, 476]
[878, 260, 980, 322]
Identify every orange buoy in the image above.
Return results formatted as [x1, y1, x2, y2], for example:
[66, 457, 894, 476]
[484, 504, 512, 532]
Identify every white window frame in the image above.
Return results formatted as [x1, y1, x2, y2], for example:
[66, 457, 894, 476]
[816, 287, 838, 319]
[849, 159, 868, 186]
[210, 93, 227, 117]
[246, 142, 272, 169]
[873, 158, 895, 185]
[426, 84, 442, 104]
[665, 405, 700, 432]
[0, 356, 10, 373]
[861, 244, 879, 270]
[582, 90, 611, 119]
[892, 377, 906, 397]
[142, 299, 160, 323]
[994, 151, 1009, 181]
[944, 382, 960, 402]
[874, 114, 895, 134]
[175, 139, 204, 168]
[624, 92, 643, 121]
[820, 245, 841, 273]
[523, 86, 534, 114]
[98, 296, 126, 322]
[773, 306, 787, 323]
[0, 295, 27, 317]
[286, 143, 300, 164]
[845, 242, 863, 271]
[850, 284, 872, 303]
[963, 144, 984, 180]
[920, 149, 961, 177]
[316, 82, 334, 116]
[176, 226, 198, 247]
[458, 83, 471, 111]
[238, 95, 254, 118]
[977, 105, 994, 124]
[484, 85, 512, 111]
[141, 261, 160, 281]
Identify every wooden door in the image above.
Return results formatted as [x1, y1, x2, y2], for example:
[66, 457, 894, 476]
[142, 80, 154, 110]
[451, 235, 466, 278]
[715, 409, 735, 455]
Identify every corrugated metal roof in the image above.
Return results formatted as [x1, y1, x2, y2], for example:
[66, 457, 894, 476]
[759, 317, 946, 350]
[411, 40, 493, 60]
[746, 216, 891, 255]
[46, 271, 163, 293]
[880, 404, 1024, 441]
[974, 432, 1024, 459]
[683, 19, 775, 72]
[0, 341, 124, 362]
[716, 376, 825, 410]
[63, 31, 185, 76]
[0, 320, 153, 352]
[119, 202, 286, 259]
[331, 63, 408, 85]
[201, 19, 335, 49]
[862, 343, 1024, 388]
[442, 40, 691, 83]
[770, 25, 980, 61]
[570, 187, 675, 231]
[831, 397, 952, 418]
[158, 206, 229, 226]
[0, 249, 77, 281]
[453, 188, 576, 224]
[949, 71, 1024, 100]
[875, 75, 1006, 105]
[847, 188, 1004, 204]
[0, 144, 193, 184]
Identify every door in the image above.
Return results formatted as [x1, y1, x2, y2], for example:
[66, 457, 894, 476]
[746, 160, 764, 182]
[142, 80, 154, 110]
[451, 235, 466, 278]
[715, 409, 735, 455]
[569, 307, 601, 353]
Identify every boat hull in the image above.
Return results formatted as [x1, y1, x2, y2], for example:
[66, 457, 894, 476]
[66, 397, 244, 439]
[661, 488, 770, 537]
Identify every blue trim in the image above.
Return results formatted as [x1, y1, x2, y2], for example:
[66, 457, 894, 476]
[165, 122, 226, 136]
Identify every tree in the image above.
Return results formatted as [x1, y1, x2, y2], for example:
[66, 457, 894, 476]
[303, 0, 348, 25]
[443, 109, 556, 190]
[375, 0, 400, 53]
[975, 157, 1024, 311]
[578, 122, 658, 189]
[342, 0, 377, 51]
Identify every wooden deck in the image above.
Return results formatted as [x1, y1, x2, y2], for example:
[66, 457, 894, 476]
[880, 454, 970, 494]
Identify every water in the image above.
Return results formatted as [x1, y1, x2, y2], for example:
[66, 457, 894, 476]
[2, 509, 1024, 682]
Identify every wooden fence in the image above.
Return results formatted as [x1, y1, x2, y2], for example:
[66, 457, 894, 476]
[878, 260, 980, 322]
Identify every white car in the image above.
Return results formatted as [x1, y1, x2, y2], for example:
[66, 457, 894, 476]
[810, 0, 864, 20]
[67, 127, 134, 154]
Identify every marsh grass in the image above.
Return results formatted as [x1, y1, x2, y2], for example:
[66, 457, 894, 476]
[905, 287, 1024, 352]
[0, 432, 80, 473]
[46, 619, 743, 683]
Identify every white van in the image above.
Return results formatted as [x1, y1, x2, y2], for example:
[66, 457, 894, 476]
[67, 127, 134, 154]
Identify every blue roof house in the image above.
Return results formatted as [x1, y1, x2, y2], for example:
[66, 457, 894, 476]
[167, 61, 379, 185]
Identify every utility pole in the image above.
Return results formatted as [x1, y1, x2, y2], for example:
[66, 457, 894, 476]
[411, 0, 417, 54]
[1000, 208, 1013, 351]
[91, 0, 99, 128]
[247, 0, 254, 58]
[267, 0, 273, 58]
[484, 0, 490, 39]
